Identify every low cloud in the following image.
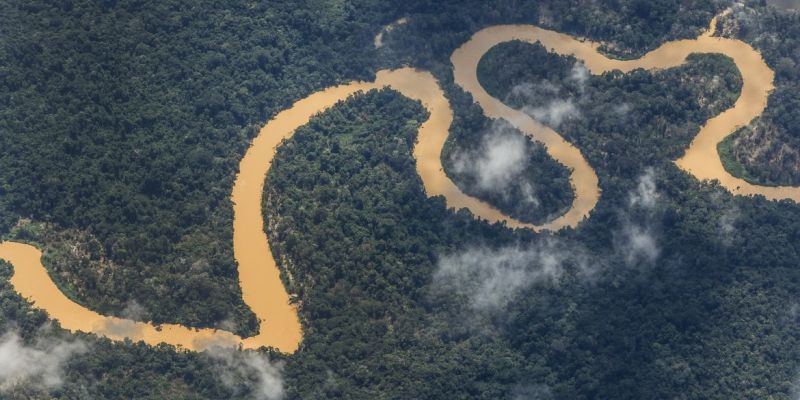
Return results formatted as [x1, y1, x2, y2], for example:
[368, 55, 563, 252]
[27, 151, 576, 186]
[100, 300, 149, 338]
[511, 384, 554, 400]
[618, 223, 659, 266]
[570, 62, 590, 92]
[512, 62, 588, 127]
[612, 103, 632, 118]
[767, 0, 800, 11]
[522, 99, 580, 128]
[718, 207, 739, 246]
[120, 300, 147, 320]
[99, 318, 145, 338]
[709, 191, 739, 247]
[452, 122, 539, 205]
[205, 346, 285, 400]
[790, 361, 800, 400]
[719, 207, 738, 238]
[451, 62, 591, 201]
[628, 167, 659, 209]
[433, 238, 591, 313]
[615, 168, 661, 267]
[218, 316, 240, 333]
[0, 330, 87, 392]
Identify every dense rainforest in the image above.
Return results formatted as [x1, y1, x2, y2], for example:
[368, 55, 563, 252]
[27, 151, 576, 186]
[717, 3, 800, 186]
[2, 0, 800, 398]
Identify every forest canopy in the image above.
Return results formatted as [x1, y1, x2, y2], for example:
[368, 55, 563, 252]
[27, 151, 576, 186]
[1, 0, 800, 399]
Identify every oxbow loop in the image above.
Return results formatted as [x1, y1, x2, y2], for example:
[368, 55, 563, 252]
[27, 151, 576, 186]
[0, 9, 783, 353]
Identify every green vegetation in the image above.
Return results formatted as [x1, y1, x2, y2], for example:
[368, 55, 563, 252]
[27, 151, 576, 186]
[441, 117, 574, 225]
[0, 0, 400, 335]
[475, 41, 743, 196]
[3, 0, 800, 399]
[717, 133, 774, 186]
[717, 2, 800, 186]
[265, 90, 532, 398]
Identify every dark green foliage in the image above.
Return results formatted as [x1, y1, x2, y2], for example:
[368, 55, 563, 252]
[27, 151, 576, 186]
[718, 133, 766, 185]
[266, 89, 531, 399]
[0, 0, 401, 334]
[717, 2, 800, 185]
[475, 40, 742, 200]
[3, 0, 800, 399]
[0, 258, 264, 399]
[441, 118, 574, 225]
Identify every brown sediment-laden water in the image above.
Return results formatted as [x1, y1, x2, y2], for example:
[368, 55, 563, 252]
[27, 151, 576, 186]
[0, 10, 780, 353]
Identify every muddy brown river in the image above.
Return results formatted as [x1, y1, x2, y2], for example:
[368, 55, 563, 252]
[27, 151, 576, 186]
[0, 11, 781, 353]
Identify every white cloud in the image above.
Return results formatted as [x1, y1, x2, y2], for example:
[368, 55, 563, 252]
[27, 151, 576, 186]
[100, 318, 144, 338]
[452, 123, 537, 204]
[629, 167, 659, 209]
[100, 300, 149, 337]
[710, 192, 739, 246]
[767, 0, 800, 11]
[522, 99, 580, 128]
[120, 300, 147, 320]
[618, 223, 660, 266]
[790, 361, 800, 400]
[205, 346, 285, 400]
[433, 238, 589, 312]
[511, 384, 554, 400]
[0, 330, 87, 392]
[718, 207, 739, 246]
[510, 61, 588, 127]
[511, 81, 559, 98]
[218, 316, 240, 333]
[570, 62, 590, 91]
[520, 181, 540, 207]
[612, 103, 632, 118]
[616, 168, 661, 267]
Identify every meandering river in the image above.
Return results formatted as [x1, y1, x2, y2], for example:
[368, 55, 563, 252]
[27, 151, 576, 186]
[0, 10, 782, 353]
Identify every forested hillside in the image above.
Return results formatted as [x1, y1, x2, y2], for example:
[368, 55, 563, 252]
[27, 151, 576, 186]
[2, 0, 800, 399]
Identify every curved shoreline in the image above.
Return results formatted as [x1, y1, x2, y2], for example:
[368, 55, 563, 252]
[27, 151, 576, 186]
[0, 68, 459, 353]
[456, 13, 781, 204]
[0, 10, 784, 354]
[451, 28, 601, 231]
